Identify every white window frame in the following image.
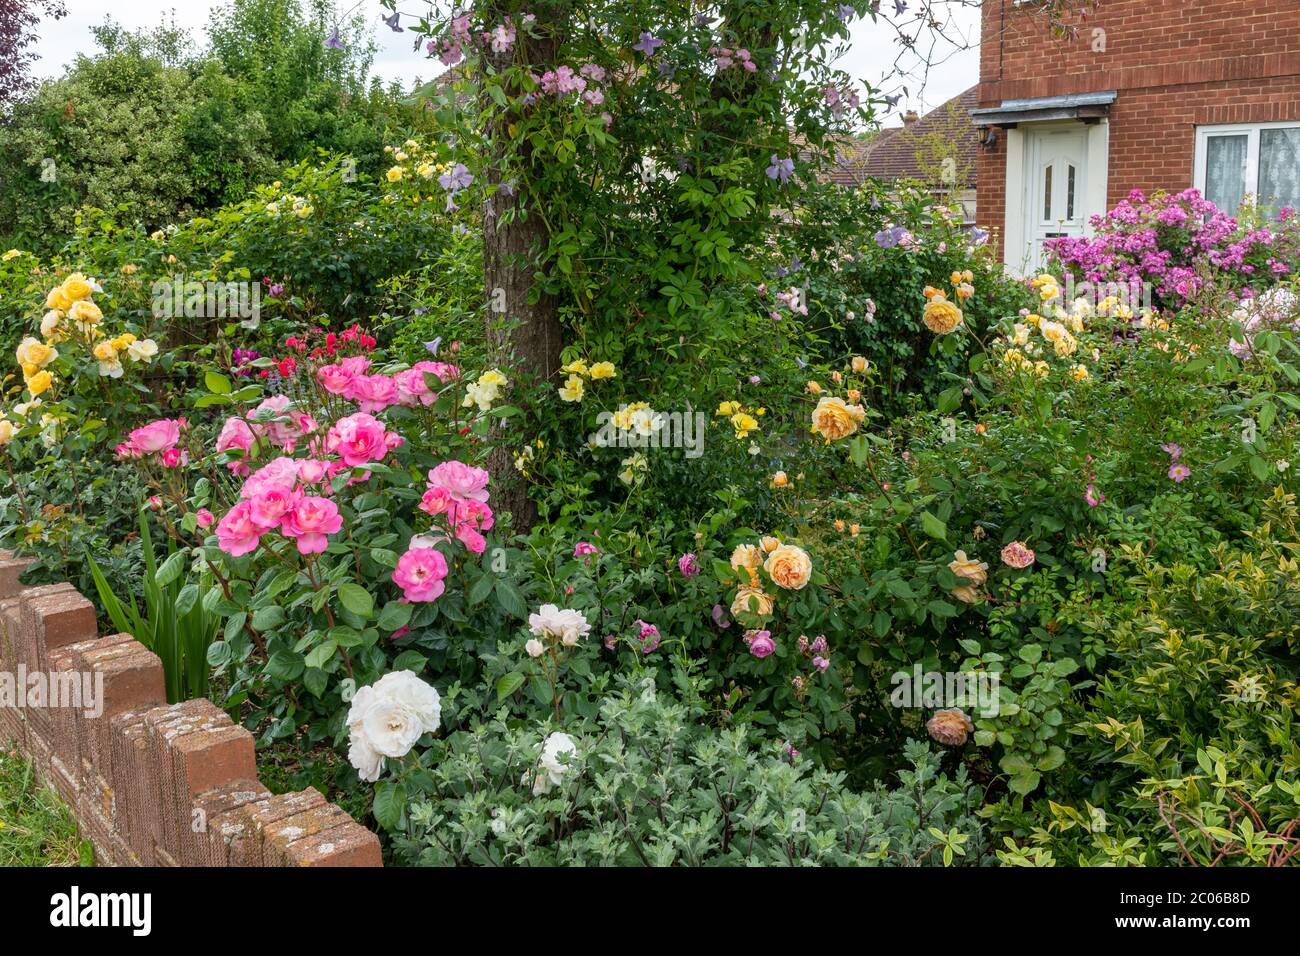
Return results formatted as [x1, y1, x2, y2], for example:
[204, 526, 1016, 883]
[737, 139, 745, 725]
[1194, 121, 1300, 209]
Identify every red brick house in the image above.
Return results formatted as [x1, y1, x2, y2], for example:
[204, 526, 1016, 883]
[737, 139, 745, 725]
[973, 0, 1300, 273]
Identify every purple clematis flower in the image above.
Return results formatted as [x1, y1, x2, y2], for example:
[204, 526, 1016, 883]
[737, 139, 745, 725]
[633, 32, 664, 56]
[324, 27, 345, 50]
[382, 12, 403, 33]
[766, 154, 795, 184]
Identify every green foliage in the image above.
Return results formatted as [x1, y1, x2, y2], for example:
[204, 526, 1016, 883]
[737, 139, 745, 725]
[86, 511, 219, 702]
[385, 673, 988, 866]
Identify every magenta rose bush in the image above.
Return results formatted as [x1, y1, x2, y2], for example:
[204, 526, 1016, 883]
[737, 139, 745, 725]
[1047, 188, 1300, 307]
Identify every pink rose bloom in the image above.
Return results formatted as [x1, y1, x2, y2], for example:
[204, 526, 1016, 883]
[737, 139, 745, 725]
[241, 457, 300, 499]
[1000, 541, 1036, 569]
[451, 499, 494, 553]
[216, 501, 263, 557]
[326, 413, 392, 468]
[1168, 463, 1191, 482]
[678, 552, 700, 578]
[392, 545, 449, 602]
[247, 486, 301, 530]
[161, 448, 185, 469]
[195, 508, 215, 529]
[297, 459, 331, 485]
[413, 360, 459, 383]
[129, 418, 182, 454]
[280, 496, 343, 554]
[115, 441, 141, 460]
[419, 485, 454, 516]
[574, 541, 601, 560]
[394, 368, 436, 407]
[215, 417, 256, 474]
[247, 395, 309, 447]
[347, 374, 399, 413]
[317, 363, 355, 395]
[427, 461, 490, 503]
[747, 630, 776, 659]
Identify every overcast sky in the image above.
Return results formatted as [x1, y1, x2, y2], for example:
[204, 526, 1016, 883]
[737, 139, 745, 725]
[30, 2, 980, 120]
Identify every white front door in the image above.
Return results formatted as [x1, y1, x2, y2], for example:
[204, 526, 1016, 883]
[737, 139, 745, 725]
[1025, 126, 1090, 268]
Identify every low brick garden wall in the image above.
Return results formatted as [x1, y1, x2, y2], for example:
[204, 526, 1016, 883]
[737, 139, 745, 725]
[0, 552, 381, 867]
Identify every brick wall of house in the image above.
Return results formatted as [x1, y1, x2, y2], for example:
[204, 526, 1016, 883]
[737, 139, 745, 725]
[976, 0, 1300, 260]
[0, 552, 382, 867]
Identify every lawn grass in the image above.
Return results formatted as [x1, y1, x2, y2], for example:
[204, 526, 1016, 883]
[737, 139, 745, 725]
[0, 746, 93, 867]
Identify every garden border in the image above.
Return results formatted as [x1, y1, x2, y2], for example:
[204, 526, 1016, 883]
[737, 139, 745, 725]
[0, 551, 382, 867]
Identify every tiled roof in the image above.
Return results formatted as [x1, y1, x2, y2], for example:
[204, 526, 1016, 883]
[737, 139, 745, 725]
[832, 85, 980, 187]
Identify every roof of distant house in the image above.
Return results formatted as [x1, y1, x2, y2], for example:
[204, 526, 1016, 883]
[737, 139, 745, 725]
[831, 85, 979, 188]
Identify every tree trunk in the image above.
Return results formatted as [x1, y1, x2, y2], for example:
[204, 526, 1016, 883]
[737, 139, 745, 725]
[478, 14, 567, 531]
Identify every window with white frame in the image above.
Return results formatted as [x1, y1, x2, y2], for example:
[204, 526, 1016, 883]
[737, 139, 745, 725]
[1195, 123, 1300, 214]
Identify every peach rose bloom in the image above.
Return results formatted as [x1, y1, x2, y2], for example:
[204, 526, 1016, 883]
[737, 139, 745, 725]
[730, 543, 762, 574]
[949, 550, 988, 587]
[764, 544, 812, 590]
[926, 708, 974, 746]
[922, 297, 963, 335]
[811, 396, 866, 442]
[950, 585, 982, 604]
[760, 535, 782, 553]
[731, 586, 774, 618]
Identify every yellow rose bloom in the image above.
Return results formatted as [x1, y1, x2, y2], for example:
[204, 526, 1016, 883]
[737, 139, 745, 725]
[716, 400, 739, 417]
[0, 418, 15, 445]
[763, 544, 812, 590]
[16, 337, 56, 370]
[1070, 364, 1089, 381]
[922, 297, 963, 335]
[589, 361, 616, 379]
[850, 355, 868, 373]
[26, 370, 52, 396]
[121, 263, 138, 275]
[769, 471, 789, 489]
[2, 249, 21, 261]
[561, 359, 589, 376]
[386, 166, 404, 182]
[805, 380, 822, 395]
[69, 299, 103, 324]
[730, 412, 759, 438]
[60, 274, 93, 301]
[557, 374, 585, 402]
[93, 340, 117, 361]
[730, 586, 774, 618]
[810, 396, 865, 442]
[45, 286, 72, 312]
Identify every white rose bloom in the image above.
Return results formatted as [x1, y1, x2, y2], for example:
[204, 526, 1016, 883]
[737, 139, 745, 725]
[525, 638, 544, 658]
[527, 604, 591, 646]
[531, 731, 578, 795]
[346, 671, 441, 781]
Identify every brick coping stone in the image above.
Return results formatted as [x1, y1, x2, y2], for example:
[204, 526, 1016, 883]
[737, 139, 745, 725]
[0, 552, 382, 867]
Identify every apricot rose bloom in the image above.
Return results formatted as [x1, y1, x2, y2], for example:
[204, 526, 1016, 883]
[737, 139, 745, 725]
[810, 396, 866, 442]
[922, 297, 963, 335]
[763, 544, 812, 590]
[926, 708, 974, 746]
[60, 274, 94, 301]
[949, 550, 989, 586]
[731, 585, 774, 618]
[729, 543, 762, 574]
